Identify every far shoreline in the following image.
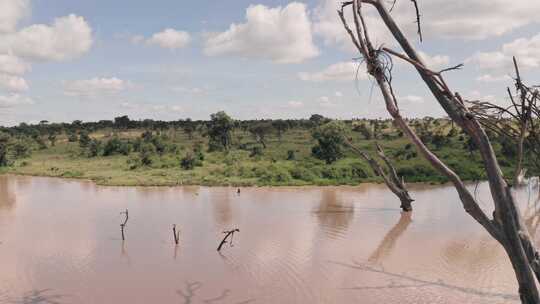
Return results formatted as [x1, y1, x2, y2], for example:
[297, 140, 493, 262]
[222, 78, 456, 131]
[1, 171, 483, 190]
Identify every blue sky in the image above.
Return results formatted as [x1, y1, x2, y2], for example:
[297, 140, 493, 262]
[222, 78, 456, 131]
[1, 0, 539, 125]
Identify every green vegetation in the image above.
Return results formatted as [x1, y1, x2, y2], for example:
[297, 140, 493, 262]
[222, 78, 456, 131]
[0, 113, 532, 187]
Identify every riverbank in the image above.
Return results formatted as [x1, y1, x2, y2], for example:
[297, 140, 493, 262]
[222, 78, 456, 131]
[1, 123, 521, 187]
[3, 145, 489, 187]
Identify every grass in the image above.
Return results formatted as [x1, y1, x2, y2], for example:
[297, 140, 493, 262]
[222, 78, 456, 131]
[4, 119, 525, 187]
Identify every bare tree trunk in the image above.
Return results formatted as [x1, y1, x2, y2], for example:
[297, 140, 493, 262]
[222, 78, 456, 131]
[346, 139, 413, 211]
[339, 1, 540, 302]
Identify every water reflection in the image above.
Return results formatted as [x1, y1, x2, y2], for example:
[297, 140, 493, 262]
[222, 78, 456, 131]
[0, 176, 16, 210]
[368, 212, 412, 264]
[176, 282, 255, 304]
[0, 289, 66, 304]
[313, 189, 354, 238]
[333, 261, 518, 302]
[0, 176, 529, 303]
[211, 190, 233, 227]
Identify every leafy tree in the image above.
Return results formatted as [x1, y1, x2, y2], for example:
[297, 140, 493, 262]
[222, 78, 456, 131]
[431, 134, 448, 150]
[311, 121, 346, 164]
[13, 141, 30, 158]
[464, 136, 478, 156]
[272, 119, 289, 142]
[33, 135, 47, 150]
[67, 131, 78, 142]
[72, 120, 83, 129]
[248, 122, 273, 149]
[87, 139, 101, 157]
[0, 133, 10, 166]
[151, 136, 166, 156]
[48, 133, 57, 146]
[354, 123, 372, 140]
[103, 137, 123, 156]
[208, 111, 234, 151]
[501, 139, 517, 159]
[141, 130, 153, 142]
[309, 114, 328, 126]
[180, 151, 203, 170]
[138, 143, 155, 166]
[114, 115, 131, 129]
[79, 131, 91, 148]
[182, 118, 196, 139]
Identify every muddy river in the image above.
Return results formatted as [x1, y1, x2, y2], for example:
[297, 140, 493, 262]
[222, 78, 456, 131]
[1, 175, 537, 303]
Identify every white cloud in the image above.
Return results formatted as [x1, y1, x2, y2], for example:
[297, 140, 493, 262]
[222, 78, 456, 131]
[466, 33, 540, 74]
[119, 102, 183, 113]
[319, 96, 337, 108]
[313, 0, 540, 51]
[287, 100, 304, 108]
[120, 102, 138, 109]
[0, 93, 33, 108]
[0, 0, 29, 33]
[298, 61, 365, 82]
[401, 95, 424, 104]
[0, 74, 28, 91]
[476, 74, 511, 83]
[130, 35, 145, 44]
[204, 2, 319, 63]
[171, 86, 206, 94]
[0, 11, 92, 94]
[147, 29, 191, 49]
[0, 14, 93, 61]
[466, 90, 497, 103]
[418, 51, 450, 70]
[63, 77, 128, 97]
[169, 105, 183, 112]
[0, 53, 30, 75]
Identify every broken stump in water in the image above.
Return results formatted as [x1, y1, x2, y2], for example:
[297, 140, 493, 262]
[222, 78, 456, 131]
[172, 224, 180, 245]
[217, 228, 240, 251]
[120, 209, 129, 241]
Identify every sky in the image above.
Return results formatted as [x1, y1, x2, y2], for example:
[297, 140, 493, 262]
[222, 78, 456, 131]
[0, 0, 539, 125]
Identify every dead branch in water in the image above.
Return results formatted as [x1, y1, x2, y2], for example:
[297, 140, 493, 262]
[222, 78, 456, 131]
[120, 209, 128, 241]
[217, 228, 240, 251]
[345, 138, 414, 211]
[173, 224, 180, 245]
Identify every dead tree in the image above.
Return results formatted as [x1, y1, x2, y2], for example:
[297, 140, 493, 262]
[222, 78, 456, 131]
[339, 1, 540, 302]
[172, 224, 180, 245]
[120, 209, 128, 241]
[467, 58, 540, 186]
[346, 139, 414, 211]
[217, 228, 239, 251]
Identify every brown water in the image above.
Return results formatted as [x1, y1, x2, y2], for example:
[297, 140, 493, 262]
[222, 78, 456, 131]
[0, 175, 538, 304]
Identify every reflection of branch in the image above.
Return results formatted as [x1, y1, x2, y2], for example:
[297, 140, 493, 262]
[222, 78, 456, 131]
[6, 289, 66, 304]
[177, 281, 202, 304]
[368, 212, 412, 264]
[330, 261, 518, 301]
[203, 289, 230, 304]
[176, 282, 255, 304]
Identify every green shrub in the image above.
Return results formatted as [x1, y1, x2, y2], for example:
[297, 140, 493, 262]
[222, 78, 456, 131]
[250, 146, 263, 157]
[180, 152, 202, 170]
[287, 150, 296, 160]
